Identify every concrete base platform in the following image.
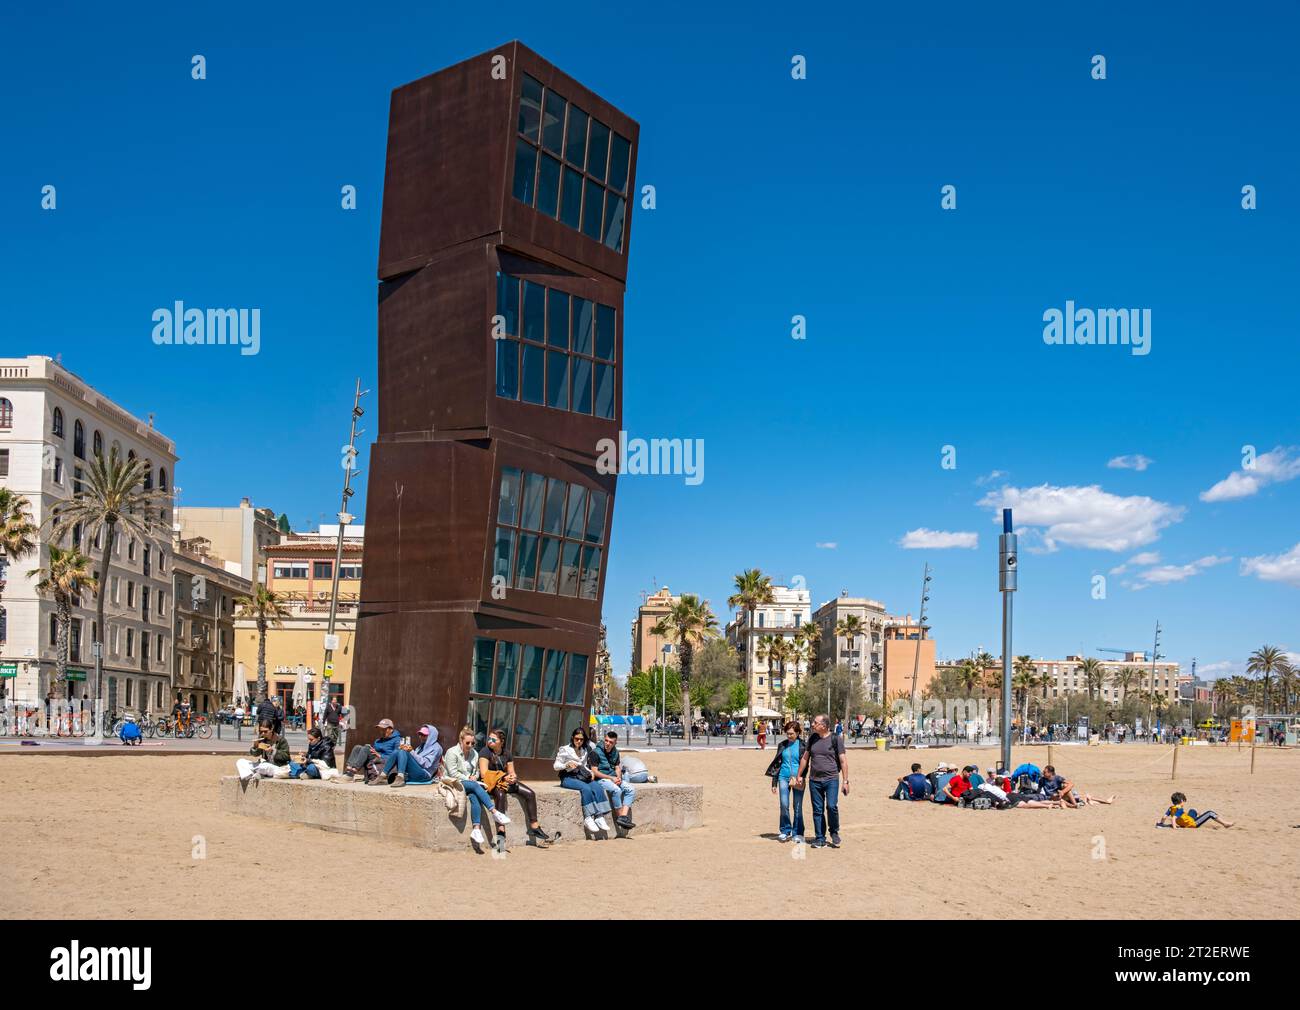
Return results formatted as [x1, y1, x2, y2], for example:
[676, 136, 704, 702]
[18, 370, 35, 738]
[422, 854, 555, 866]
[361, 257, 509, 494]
[220, 775, 703, 850]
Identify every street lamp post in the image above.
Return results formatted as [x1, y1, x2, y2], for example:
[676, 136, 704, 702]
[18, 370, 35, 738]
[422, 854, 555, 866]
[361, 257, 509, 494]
[998, 508, 1017, 773]
[661, 643, 672, 737]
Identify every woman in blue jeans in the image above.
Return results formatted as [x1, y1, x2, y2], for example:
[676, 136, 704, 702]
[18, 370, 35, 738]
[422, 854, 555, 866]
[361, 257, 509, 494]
[444, 726, 510, 850]
[766, 720, 805, 842]
[384, 724, 443, 786]
[553, 727, 613, 836]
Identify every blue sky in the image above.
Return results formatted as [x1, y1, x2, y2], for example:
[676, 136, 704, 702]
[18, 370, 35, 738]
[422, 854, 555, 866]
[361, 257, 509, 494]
[5, 1, 1298, 683]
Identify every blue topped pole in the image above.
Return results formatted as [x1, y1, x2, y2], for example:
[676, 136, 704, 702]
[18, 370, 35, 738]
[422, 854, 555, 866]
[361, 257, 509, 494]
[999, 509, 1017, 771]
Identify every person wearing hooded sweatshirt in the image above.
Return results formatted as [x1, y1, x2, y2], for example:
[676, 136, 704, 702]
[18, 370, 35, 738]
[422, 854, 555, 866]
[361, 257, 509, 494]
[386, 724, 442, 787]
[289, 726, 336, 779]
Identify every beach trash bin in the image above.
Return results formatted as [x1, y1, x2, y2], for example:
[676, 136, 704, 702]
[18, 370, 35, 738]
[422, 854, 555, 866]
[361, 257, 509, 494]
[875, 737, 886, 751]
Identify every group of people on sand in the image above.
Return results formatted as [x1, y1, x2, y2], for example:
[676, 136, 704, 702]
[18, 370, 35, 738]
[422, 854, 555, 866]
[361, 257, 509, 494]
[234, 714, 656, 852]
[888, 760, 1115, 809]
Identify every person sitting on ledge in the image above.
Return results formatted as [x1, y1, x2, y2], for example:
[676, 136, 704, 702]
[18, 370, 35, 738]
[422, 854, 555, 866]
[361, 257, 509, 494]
[590, 730, 636, 832]
[890, 762, 933, 801]
[480, 728, 551, 846]
[387, 724, 442, 787]
[289, 725, 335, 780]
[443, 725, 510, 851]
[236, 721, 291, 782]
[554, 727, 614, 837]
[343, 717, 402, 783]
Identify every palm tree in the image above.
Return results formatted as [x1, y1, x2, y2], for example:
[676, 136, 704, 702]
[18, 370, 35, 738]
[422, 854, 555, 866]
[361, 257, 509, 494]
[1112, 665, 1139, 704]
[1012, 655, 1039, 730]
[28, 544, 97, 700]
[727, 569, 774, 733]
[652, 593, 719, 744]
[1275, 662, 1298, 715]
[1, 490, 39, 704]
[798, 620, 821, 680]
[1246, 645, 1289, 713]
[1079, 657, 1104, 701]
[46, 447, 170, 722]
[833, 614, 864, 700]
[957, 659, 983, 697]
[234, 584, 292, 703]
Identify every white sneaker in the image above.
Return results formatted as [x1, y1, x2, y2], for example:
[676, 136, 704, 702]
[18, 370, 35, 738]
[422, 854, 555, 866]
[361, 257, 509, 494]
[584, 816, 599, 833]
[777, 832, 791, 842]
[492, 809, 511, 826]
[595, 816, 611, 833]
[470, 826, 485, 845]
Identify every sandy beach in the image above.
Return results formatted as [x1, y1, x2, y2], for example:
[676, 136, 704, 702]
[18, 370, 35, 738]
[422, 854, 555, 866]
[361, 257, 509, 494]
[2, 743, 1296, 919]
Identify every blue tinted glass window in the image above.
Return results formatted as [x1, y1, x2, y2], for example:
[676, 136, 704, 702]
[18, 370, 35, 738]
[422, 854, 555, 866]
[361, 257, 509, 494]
[565, 106, 588, 165]
[580, 546, 602, 599]
[519, 647, 543, 701]
[515, 533, 539, 591]
[595, 303, 616, 360]
[519, 75, 543, 140]
[572, 357, 593, 414]
[585, 489, 607, 544]
[602, 193, 625, 252]
[537, 537, 560, 594]
[472, 639, 495, 694]
[543, 650, 566, 702]
[566, 654, 588, 706]
[537, 154, 561, 218]
[521, 474, 545, 530]
[522, 280, 545, 342]
[587, 119, 610, 182]
[521, 343, 544, 404]
[560, 167, 583, 229]
[565, 486, 588, 540]
[542, 90, 566, 153]
[559, 541, 581, 596]
[581, 178, 603, 240]
[594, 363, 615, 419]
[496, 273, 519, 335]
[498, 467, 522, 524]
[493, 527, 516, 585]
[537, 706, 562, 760]
[495, 641, 519, 697]
[512, 139, 537, 205]
[495, 340, 518, 399]
[547, 289, 570, 348]
[546, 351, 569, 410]
[572, 298, 593, 355]
[542, 477, 566, 534]
[609, 134, 631, 193]
[512, 703, 537, 757]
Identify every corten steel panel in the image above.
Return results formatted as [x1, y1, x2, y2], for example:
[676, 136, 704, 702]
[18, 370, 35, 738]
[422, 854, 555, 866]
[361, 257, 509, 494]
[378, 41, 638, 285]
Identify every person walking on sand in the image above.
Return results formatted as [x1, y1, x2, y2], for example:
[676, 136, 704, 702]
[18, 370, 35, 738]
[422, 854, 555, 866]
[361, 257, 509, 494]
[757, 719, 768, 750]
[794, 713, 849, 849]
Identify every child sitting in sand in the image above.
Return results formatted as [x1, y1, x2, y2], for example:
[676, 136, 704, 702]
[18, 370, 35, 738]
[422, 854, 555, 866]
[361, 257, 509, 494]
[1158, 791, 1233, 829]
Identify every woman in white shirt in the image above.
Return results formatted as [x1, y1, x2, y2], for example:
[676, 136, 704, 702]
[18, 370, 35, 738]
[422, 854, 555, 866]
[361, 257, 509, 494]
[553, 727, 613, 836]
[443, 725, 510, 849]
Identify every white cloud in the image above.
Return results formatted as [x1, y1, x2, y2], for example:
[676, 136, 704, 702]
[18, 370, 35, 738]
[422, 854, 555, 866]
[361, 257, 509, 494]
[1110, 550, 1161, 575]
[975, 470, 1008, 486]
[978, 484, 1185, 553]
[815, 541, 838, 550]
[899, 528, 979, 550]
[1108, 454, 1153, 472]
[1200, 446, 1300, 502]
[1240, 542, 1300, 587]
[1130, 555, 1232, 589]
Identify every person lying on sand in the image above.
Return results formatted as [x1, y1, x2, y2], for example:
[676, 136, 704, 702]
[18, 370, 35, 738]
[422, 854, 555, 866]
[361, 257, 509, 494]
[1158, 791, 1233, 829]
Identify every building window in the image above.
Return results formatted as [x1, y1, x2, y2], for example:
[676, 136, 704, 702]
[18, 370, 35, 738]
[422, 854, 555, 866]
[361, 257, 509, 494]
[467, 636, 588, 760]
[0, 398, 13, 429]
[339, 564, 363, 580]
[126, 629, 134, 659]
[513, 74, 629, 252]
[92, 430, 103, 459]
[141, 631, 150, 671]
[127, 582, 135, 608]
[73, 466, 83, 495]
[143, 462, 153, 490]
[52, 407, 64, 438]
[495, 272, 616, 420]
[128, 539, 136, 562]
[0, 448, 8, 479]
[73, 420, 85, 459]
[159, 467, 167, 491]
[53, 457, 64, 484]
[273, 563, 308, 580]
[313, 561, 333, 580]
[493, 466, 606, 600]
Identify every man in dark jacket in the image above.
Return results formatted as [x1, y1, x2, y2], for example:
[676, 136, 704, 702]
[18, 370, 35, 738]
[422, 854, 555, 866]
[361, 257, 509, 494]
[255, 695, 279, 734]
[343, 717, 401, 782]
[322, 696, 342, 744]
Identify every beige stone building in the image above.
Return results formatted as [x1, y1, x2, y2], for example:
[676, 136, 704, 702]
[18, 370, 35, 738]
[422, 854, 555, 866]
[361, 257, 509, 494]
[812, 593, 888, 699]
[171, 537, 252, 713]
[175, 498, 281, 584]
[1032, 653, 1181, 705]
[234, 526, 363, 709]
[629, 586, 679, 674]
[882, 615, 937, 700]
[724, 585, 812, 712]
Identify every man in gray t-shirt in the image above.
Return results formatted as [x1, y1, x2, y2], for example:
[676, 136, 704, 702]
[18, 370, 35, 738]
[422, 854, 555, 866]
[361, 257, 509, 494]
[795, 714, 850, 848]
